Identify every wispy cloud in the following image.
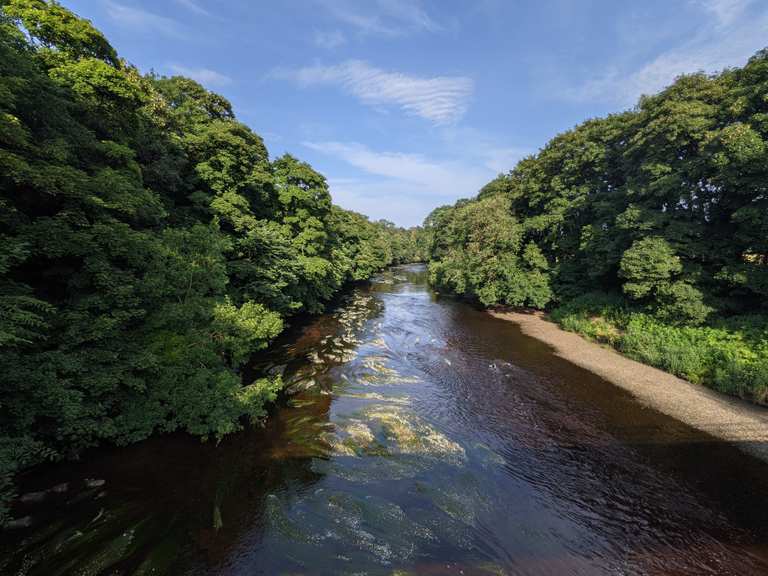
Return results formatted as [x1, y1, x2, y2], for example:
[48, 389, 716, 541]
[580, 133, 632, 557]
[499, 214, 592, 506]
[278, 60, 473, 125]
[302, 139, 531, 224]
[105, 1, 182, 37]
[303, 141, 485, 193]
[696, 0, 753, 26]
[439, 125, 534, 174]
[173, 0, 210, 17]
[568, 0, 766, 105]
[314, 29, 347, 49]
[168, 64, 232, 87]
[326, 178, 449, 227]
[317, 0, 441, 36]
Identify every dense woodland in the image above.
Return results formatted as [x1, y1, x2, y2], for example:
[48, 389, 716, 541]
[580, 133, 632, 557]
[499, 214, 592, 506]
[0, 0, 427, 517]
[426, 49, 768, 405]
[3, 0, 768, 527]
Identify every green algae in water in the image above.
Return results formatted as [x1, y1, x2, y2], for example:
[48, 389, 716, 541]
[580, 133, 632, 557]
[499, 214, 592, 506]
[412, 472, 491, 527]
[265, 494, 319, 545]
[323, 419, 382, 457]
[356, 370, 423, 387]
[334, 391, 412, 405]
[345, 421, 376, 447]
[263, 490, 436, 569]
[324, 492, 435, 561]
[312, 452, 434, 483]
[469, 441, 507, 469]
[363, 406, 466, 465]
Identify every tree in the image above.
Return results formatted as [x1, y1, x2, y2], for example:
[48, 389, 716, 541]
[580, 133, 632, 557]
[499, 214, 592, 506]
[0, 1, 426, 522]
[619, 237, 682, 300]
[427, 195, 554, 307]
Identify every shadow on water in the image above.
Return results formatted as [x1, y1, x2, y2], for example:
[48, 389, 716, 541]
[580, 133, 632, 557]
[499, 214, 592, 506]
[0, 393, 334, 575]
[0, 280, 388, 576]
[455, 304, 768, 540]
[3, 263, 768, 576]
[407, 292, 768, 574]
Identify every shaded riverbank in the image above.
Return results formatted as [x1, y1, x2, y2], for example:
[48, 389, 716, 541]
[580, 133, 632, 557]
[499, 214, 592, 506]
[489, 309, 768, 464]
[3, 265, 768, 575]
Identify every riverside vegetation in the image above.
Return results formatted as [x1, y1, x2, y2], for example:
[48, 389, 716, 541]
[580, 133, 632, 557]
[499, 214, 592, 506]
[2, 0, 768, 532]
[425, 47, 768, 406]
[0, 0, 427, 521]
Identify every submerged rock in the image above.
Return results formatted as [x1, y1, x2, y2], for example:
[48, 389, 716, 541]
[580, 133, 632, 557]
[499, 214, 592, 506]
[336, 391, 411, 406]
[16, 481, 70, 505]
[4, 516, 32, 529]
[364, 407, 466, 465]
[267, 364, 286, 378]
[19, 491, 47, 503]
[285, 378, 316, 395]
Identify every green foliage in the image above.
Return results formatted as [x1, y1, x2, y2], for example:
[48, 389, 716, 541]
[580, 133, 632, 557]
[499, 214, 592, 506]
[655, 281, 711, 326]
[549, 292, 630, 345]
[0, 1, 426, 523]
[426, 46, 768, 405]
[619, 237, 682, 299]
[619, 237, 711, 325]
[427, 195, 553, 307]
[551, 295, 768, 403]
[4, 0, 119, 65]
[621, 315, 768, 403]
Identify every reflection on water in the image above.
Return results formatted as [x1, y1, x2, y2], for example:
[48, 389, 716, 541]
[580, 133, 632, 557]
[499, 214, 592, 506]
[3, 264, 768, 575]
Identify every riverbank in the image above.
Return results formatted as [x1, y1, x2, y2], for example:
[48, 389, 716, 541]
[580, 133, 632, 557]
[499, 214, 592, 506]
[489, 309, 768, 464]
[6, 265, 768, 574]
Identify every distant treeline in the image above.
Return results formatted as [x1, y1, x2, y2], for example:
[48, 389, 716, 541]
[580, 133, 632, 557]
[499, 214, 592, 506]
[426, 49, 768, 404]
[0, 0, 427, 516]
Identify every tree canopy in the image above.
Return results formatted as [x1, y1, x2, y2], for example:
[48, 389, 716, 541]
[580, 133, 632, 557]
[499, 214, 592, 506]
[427, 51, 768, 320]
[0, 0, 427, 518]
[425, 49, 768, 406]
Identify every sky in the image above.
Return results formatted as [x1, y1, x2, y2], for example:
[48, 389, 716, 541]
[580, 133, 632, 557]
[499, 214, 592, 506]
[63, 0, 768, 226]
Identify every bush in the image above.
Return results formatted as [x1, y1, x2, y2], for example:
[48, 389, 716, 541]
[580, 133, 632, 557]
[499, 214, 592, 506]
[620, 237, 681, 299]
[620, 315, 710, 383]
[655, 281, 712, 326]
[550, 291, 630, 344]
[552, 297, 768, 404]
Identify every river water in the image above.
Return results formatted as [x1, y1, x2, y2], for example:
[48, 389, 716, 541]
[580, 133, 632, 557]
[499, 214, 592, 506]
[3, 264, 768, 575]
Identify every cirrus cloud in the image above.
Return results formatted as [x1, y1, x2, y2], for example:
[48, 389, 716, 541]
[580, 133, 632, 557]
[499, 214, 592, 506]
[316, 0, 441, 37]
[174, 0, 210, 17]
[567, 0, 766, 106]
[302, 140, 488, 195]
[314, 29, 347, 49]
[105, 1, 182, 37]
[276, 60, 473, 125]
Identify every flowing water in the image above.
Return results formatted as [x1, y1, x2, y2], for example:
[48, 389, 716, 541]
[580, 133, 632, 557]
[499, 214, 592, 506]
[3, 264, 768, 575]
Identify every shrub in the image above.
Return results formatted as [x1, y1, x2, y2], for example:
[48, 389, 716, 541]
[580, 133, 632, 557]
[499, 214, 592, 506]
[552, 297, 768, 404]
[655, 281, 712, 326]
[620, 237, 681, 299]
[550, 292, 630, 344]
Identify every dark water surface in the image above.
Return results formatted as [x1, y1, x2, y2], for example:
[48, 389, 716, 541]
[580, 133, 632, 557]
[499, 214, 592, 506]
[3, 264, 768, 575]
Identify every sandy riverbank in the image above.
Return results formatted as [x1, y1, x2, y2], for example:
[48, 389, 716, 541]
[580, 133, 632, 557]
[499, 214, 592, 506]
[490, 309, 768, 464]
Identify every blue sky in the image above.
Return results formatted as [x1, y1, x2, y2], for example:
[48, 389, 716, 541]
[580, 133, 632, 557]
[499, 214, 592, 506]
[64, 0, 768, 226]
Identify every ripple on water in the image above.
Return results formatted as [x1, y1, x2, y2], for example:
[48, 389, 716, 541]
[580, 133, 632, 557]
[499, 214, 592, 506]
[335, 391, 412, 405]
[362, 406, 466, 465]
[262, 490, 436, 570]
[7, 265, 768, 576]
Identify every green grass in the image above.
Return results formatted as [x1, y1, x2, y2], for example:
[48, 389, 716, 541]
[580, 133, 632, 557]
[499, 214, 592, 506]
[550, 292, 768, 405]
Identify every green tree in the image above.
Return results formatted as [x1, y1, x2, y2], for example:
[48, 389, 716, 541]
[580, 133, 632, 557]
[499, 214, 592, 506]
[0, 1, 426, 522]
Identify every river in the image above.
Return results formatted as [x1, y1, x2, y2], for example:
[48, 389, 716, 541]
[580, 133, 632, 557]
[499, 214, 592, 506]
[3, 264, 768, 575]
